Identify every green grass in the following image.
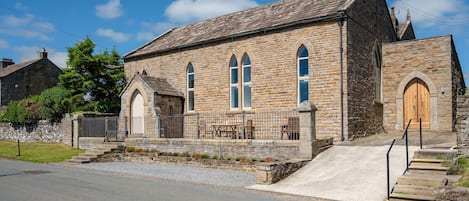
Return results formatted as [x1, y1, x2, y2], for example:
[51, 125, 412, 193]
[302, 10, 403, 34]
[457, 157, 469, 187]
[0, 141, 84, 163]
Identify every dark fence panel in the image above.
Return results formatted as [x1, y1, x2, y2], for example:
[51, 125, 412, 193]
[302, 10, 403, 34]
[79, 115, 121, 141]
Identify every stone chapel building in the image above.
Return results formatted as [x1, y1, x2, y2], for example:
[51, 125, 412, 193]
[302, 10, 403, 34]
[120, 0, 465, 141]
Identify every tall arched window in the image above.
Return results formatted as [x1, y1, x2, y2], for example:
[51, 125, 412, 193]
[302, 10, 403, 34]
[374, 43, 382, 102]
[242, 54, 251, 109]
[187, 63, 195, 111]
[230, 56, 239, 109]
[298, 46, 309, 105]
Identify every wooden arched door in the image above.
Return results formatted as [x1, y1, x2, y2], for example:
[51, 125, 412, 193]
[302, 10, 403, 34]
[403, 78, 430, 129]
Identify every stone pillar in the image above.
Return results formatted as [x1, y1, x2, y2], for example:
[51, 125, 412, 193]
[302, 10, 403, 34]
[72, 116, 80, 148]
[298, 101, 318, 159]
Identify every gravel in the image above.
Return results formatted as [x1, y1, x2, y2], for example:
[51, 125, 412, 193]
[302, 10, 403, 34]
[77, 162, 256, 187]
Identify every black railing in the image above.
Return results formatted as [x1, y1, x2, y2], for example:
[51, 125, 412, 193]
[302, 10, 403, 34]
[386, 118, 423, 199]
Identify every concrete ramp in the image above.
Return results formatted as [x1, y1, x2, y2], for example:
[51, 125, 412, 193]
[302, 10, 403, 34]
[249, 145, 418, 201]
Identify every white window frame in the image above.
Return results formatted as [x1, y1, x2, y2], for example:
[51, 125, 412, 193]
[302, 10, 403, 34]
[242, 54, 252, 110]
[298, 46, 309, 106]
[187, 64, 195, 112]
[229, 56, 239, 110]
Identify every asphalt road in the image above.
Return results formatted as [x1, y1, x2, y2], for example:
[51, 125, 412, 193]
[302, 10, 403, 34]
[0, 159, 316, 201]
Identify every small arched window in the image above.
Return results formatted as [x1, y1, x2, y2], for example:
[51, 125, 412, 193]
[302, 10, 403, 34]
[298, 46, 309, 105]
[242, 54, 251, 109]
[230, 56, 239, 109]
[187, 63, 195, 111]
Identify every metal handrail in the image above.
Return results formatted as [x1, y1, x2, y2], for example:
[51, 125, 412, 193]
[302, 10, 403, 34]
[386, 119, 412, 200]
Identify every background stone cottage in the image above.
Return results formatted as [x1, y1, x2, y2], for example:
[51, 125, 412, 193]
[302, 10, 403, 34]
[119, 0, 465, 143]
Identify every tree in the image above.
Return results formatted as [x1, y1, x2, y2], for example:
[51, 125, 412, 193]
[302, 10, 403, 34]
[39, 86, 70, 122]
[59, 37, 125, 113]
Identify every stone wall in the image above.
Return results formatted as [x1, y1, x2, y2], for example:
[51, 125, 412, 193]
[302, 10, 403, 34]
[456, 95, 469, 155]
[0, 120, 63, 143]
[345, 0, 397, 137]
[383, 36, 455, 131]
[125, 138, 300, 160]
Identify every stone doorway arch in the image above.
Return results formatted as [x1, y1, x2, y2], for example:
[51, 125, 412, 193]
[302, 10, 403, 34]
[131, 91, 145, 135]
[396, 71, 438, 130]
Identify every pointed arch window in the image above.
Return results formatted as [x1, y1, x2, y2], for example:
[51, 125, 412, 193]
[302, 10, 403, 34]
[298, 46, 309, 105]
[230, 56, 239, 109]
[242, 54, 251, 109]
[187, 63, 195, 111]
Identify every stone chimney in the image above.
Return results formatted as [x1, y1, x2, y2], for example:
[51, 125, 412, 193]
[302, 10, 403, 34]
[39, 48, 48, 59]
[1, 58, 14, 69]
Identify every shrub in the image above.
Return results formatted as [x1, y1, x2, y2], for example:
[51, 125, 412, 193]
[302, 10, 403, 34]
[192, 153, 201, 160]
[201, 153, 210, 159]
[172, 152, 180, 157]
[160, 152, 168, 156]
[125, 146, 136, 152]
[39, 86, 70, 122]
[211, 155, 219, 160]
[181, 152, 191, 157]
[263, 157, 275, 162]
[235, 157, 241, 161]
[135, 148, 144, 153]
[2, 101, 27, 124]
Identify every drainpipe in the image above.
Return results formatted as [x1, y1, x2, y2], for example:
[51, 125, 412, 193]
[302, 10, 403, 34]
[337, 12, 346, 141]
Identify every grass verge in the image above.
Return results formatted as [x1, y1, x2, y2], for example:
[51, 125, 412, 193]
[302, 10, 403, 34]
[457, 157, 469, 187]
[0, 141, 84, 163]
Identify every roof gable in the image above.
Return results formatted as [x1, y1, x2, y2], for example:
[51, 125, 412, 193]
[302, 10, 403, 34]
[125, 0, 352, 59]
[121, 73, 184, 98]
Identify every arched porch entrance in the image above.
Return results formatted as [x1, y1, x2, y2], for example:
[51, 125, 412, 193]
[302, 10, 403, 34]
[403, 78, 430, 129]
[131, 92, 145, 135]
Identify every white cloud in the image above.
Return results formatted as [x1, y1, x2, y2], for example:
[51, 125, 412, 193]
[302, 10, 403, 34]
[136, 22, 177, 41]
[13, 46, 68, 68]
[96, 28, 130, 42]
[96, 0, 123, 19]
[15, 3, 29, 11]
[165, 0, 258, 23]
[136, 32, 155, 41]
[0, 39, 8, 49]
[392, 0, 469, 27]
[0, 14, 55, 40]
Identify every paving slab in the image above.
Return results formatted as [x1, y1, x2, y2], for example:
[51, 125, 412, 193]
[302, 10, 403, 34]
[249, 145, 419, 201]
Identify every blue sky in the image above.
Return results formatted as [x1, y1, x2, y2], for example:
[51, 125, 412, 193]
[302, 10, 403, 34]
[0, 0, 468, 82]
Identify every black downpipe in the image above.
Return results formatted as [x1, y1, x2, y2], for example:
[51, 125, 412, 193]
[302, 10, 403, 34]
[338, 13, 345, 141]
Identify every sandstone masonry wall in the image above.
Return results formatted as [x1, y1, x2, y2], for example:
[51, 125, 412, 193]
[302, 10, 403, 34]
[456, 95, 469, 155]
[124, 23, 344, 140]
[383, 36, 455, 131]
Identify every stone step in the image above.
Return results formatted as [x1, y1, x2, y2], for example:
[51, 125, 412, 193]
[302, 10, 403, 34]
[404, 172, 461, 184]
[72, 155, 96, 161]
[397, 175, 444, 187]
[408, 163, 449, 172]
[66, 158, 91, 164]
[413, 149, 456, 160]
[411, 158, 446, 164]
[407, 169, 447, 175]
[392, 184, 434, 196]
[79, 153, 104, 158]
[389, 192, 434, 201]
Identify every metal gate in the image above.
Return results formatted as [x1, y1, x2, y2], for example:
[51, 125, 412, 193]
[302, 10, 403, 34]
[160, 115, 184, 138]
[80, 115, 123, 142]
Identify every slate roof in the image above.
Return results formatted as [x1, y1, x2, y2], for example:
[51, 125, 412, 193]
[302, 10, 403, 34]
[0, 59, 41, 77]
[125, 0, 353, 59]
[140, 75, 184, 97]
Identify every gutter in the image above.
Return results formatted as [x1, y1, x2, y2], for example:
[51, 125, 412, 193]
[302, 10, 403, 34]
[337, 11, 347, 141]
[125, 13, 343, 61]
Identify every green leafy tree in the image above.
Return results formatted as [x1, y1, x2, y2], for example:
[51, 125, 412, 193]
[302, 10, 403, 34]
[2, 101, 27, 124]
[59, 37, 125, 113]
[39, 86, 70, 122]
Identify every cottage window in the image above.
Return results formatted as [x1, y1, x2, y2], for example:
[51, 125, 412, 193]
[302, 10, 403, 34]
[298, 46, 309, 105]
[187, 63, 195, 111]
[230, 56, 239, 109]
[242, 54, 252, 109]
[374, 45, 382, 102]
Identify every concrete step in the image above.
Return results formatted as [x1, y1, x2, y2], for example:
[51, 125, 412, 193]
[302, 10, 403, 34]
[66, 158, 90, 164]
[407, 169, 447, 175]
[404, 172, 461, 184]
[392, 184, 434, 196]
[72, 156, 96, 161]
[79, 153, 104, 158]
[389, 192, 434, 201]
[411, 158, 445, 164]
[408, 163, 449, 172]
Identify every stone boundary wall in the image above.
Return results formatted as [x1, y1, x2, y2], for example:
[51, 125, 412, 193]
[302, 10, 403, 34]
[456, 95, 469, 155]
[0, 120, 63, 143]
[125, 138, 300, 160]
[255, 160, 309, 184]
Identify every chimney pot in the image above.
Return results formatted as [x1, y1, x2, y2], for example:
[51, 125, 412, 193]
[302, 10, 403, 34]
[1, 58, 14, 69]
[39, 48, 48, 59]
